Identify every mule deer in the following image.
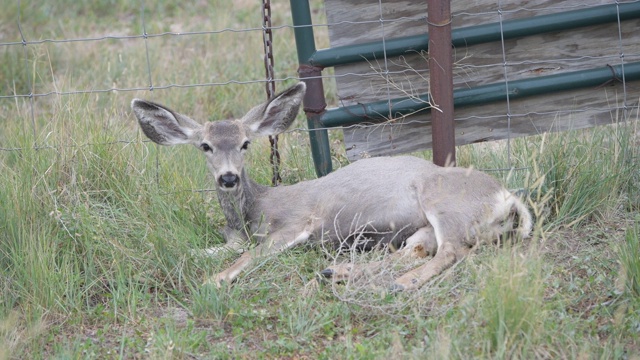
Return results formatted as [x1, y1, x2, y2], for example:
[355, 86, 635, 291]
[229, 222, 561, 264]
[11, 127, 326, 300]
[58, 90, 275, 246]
[131, 82, 532, 291]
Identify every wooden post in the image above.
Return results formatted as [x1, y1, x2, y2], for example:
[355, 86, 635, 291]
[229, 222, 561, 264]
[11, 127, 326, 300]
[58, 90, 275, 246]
[427, 0, 456, 166]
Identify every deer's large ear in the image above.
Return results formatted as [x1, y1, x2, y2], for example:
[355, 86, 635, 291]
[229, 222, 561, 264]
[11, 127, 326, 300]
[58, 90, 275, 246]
[241, 82, 306, 137]
[131, 99, 203, 146]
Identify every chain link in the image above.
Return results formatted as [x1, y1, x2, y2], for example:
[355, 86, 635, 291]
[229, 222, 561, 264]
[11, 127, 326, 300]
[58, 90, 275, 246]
[262, 0, 281, 186]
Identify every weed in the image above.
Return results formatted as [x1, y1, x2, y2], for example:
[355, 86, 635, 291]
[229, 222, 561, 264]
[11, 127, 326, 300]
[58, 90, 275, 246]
[618, 222, 640, 297]
[477, 249, 546, 357]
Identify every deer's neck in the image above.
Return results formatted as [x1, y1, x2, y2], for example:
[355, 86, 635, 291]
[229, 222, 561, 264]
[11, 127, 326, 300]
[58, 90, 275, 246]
[216, 169, 267, 232]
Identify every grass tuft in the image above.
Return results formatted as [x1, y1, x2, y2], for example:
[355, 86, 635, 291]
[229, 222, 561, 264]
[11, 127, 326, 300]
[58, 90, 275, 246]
[477, 249, 546, 357]
[618, 222, 640, 297]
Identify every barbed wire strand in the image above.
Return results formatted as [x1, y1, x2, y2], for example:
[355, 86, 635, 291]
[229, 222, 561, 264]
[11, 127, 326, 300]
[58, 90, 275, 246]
[3, 1, 637, 48]
[4, 54, 639, 101]
[2, 101, 631, 152]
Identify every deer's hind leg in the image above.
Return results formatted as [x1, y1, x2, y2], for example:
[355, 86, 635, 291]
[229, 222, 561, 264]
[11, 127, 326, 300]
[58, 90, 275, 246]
[391, 215, 473, 291]
[391, 241, 469, 291]
[320, 226, 437, 282]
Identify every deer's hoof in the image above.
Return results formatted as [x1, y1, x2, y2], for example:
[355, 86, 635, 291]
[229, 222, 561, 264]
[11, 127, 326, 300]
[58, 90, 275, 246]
[389, 283, 405, 293]
[202, 279, 219, 288]
[203, 273, 229, 288]
[319, 268, 334, 278]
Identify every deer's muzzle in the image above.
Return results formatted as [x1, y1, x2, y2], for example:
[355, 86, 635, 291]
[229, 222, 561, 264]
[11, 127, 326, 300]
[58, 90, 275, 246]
[219, 172, 239, 189]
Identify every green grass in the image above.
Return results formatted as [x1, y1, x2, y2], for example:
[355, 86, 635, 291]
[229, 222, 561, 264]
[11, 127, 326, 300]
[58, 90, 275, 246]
[2, 1, 640, 359]
[619, 222, 640, 297]
[478, 249, 546, 356]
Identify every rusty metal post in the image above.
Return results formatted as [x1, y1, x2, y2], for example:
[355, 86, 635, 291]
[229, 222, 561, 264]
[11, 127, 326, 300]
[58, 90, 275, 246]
[298, 66, 331, 176]
[290, 0, 332, 176]
[427, 0, 456, 166]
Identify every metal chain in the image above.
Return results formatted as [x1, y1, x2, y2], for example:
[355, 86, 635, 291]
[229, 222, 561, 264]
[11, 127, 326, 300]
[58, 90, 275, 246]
[262, 0, 281, 186]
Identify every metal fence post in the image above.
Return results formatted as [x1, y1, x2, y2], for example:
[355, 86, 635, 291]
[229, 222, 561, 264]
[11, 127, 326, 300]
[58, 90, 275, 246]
[427, 0, 456, 166]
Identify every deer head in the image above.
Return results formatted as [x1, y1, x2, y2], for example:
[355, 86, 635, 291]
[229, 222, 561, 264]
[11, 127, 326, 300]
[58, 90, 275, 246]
[130, 82, 306, 191]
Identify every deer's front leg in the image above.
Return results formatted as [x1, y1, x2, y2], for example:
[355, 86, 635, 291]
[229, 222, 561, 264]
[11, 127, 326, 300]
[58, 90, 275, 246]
[190, 227, 248, 258]
[205, 230, 312, 287]
[199, 227, 249, 256]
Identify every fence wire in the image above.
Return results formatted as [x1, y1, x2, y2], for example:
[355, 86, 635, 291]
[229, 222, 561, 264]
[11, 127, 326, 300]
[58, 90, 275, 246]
[1, 1, 638, 184]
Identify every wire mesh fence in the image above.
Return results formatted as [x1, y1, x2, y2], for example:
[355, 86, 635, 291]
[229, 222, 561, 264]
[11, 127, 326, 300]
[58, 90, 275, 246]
[1, 1, 638, 183]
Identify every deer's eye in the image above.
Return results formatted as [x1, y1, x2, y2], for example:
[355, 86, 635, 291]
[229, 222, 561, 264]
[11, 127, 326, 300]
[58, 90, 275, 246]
[241, 140, 250, 151]
[201, 143, 212, 152]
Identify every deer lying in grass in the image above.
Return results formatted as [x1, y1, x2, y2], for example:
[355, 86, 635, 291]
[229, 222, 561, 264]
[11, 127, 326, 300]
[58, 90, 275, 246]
[131, 82, 532, 291]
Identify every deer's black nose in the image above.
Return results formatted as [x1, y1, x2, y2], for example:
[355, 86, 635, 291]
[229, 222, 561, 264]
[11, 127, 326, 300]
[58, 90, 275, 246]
[219, 173, 239, 188]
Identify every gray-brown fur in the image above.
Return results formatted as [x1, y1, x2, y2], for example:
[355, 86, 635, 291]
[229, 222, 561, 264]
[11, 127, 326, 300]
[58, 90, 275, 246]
[130, 82, 532, 291]
[216, 169, 266, 248]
